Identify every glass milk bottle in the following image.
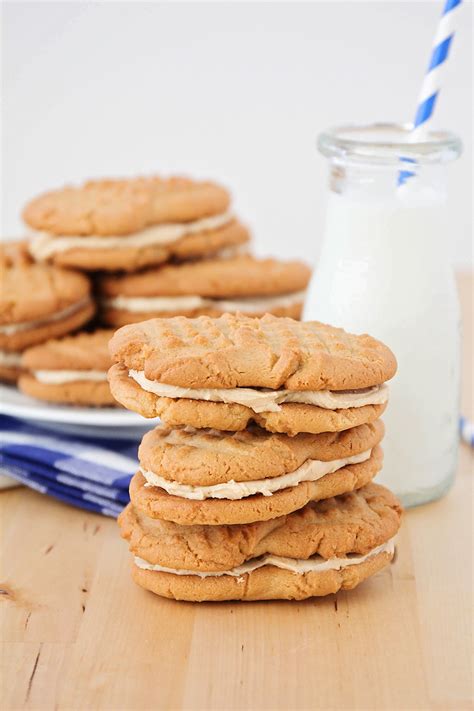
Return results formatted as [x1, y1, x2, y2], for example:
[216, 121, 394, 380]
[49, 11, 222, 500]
[304, 123, 462, 507]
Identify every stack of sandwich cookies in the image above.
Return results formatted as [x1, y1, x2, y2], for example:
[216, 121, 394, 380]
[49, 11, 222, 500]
[24, 177, 250, 272]
[0, 242, 94, 382]
[119, 483, 402, 602]
[19, 330, 116, 406]
[99, 255, 311, 326]
[108, 313, 395, 434]
[111, 313, 401, 602]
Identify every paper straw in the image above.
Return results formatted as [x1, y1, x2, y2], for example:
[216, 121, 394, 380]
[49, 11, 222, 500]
[460, 416, 474, 448]
[399, 0, 462, 184]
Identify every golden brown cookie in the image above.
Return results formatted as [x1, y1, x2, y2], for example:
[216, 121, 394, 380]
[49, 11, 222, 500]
[0, 243, 94, 351]
[108, 362, 388, 435]
[138, 420, 384, 486]
[109, 313, 397, 391]
[130, 548, 393, 602]
[120, 482, 402, 572]
[23, 176, 251, 272]
[18, 376, 114, 406]
[23, 176, 231, 235]
[120, 483, 401, 601]
[129, 446, 383, 525]
[99, 255, 310, 325]
[100, 255, 310, 298]
[18, 330, 117, 406]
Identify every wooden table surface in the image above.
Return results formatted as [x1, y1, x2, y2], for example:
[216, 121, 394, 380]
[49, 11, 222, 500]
[1, 275, 472, 711]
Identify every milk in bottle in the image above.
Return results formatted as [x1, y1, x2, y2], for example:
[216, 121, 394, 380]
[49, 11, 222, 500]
[304, 124, 462, 506]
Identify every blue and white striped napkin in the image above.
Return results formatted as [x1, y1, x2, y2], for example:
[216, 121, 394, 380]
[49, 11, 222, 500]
[0, 415, 137, 517]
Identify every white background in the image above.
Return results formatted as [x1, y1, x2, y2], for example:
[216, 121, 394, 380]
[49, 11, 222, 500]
[2, 1, 472, 268]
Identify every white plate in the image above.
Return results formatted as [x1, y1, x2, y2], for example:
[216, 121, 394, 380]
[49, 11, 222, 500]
[0, 383, 159, 439]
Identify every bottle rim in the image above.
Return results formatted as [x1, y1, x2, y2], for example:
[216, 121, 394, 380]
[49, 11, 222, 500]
[318, 122, 462, 165]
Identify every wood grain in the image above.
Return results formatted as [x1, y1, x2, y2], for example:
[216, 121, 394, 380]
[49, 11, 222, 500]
[1, 274, 472, 711]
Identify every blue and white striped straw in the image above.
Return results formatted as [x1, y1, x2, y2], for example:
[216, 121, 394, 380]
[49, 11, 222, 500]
[399, 0, 462, 184]
[460, 416, 474, 448]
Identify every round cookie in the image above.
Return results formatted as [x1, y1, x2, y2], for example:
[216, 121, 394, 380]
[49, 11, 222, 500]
[120, 483, 402, 601]
[99, 256, 310, 326]
[24, 176, 251, 272]
[138, 420, 384, 486]
[108, 362, 387, 435]
[19, 330, 117, 406]
[0, 241, 94, 352]
[24, 176, 231, 235]
[130, 548, 394, 602]
[108, 312, 396, 434]
[129, 446, 384, 525]
[109, 313, 397, 391]
[120, 482, 402, 572]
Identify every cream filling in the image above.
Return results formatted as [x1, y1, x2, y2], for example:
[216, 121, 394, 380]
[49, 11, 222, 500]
[28, 211, 233, 260]
[104, 290, 306, 314]
[214, 243, 249, 259]
[141, 449, 371, 500]
[0, 297, 91, 336]
[129, 370, 389, 413]
[33, 369, 108, 384]
[134, 538, 396, 578]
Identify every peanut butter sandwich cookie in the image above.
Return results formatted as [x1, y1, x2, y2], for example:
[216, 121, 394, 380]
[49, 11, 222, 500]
[19, 330, 116, 406]
[99, 255, 311, 326]
[0, 242, 94, 380]
[129, 420, 385, 525]
[24, 176, 250, 272]
[108, 313, 396, 435]
[119, 482, 402, 601]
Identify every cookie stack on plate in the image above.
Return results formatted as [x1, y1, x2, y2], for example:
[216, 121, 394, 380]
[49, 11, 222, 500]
[110, 312, 402, 602]
[10, 174, 310, 404]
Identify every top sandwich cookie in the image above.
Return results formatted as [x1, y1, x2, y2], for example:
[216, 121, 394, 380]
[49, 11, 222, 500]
[108, 313, 397, 435]
[0, 242, 94, 379]
[99, 255, 311, 326]
[23, 176, 250, 272]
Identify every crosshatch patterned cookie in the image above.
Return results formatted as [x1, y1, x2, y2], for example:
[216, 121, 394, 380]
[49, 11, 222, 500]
[138, 420, 384, 487]
[19, 330, 117, 406]
[99, 256, 311, 326]
[119, 483, 402, 601]
[109, 313, 397, 389]
[23, 176, 251, 271]
[0, 241, 95, 367]
[108, 313, 396, 434]
[24, 177, 231, 235]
